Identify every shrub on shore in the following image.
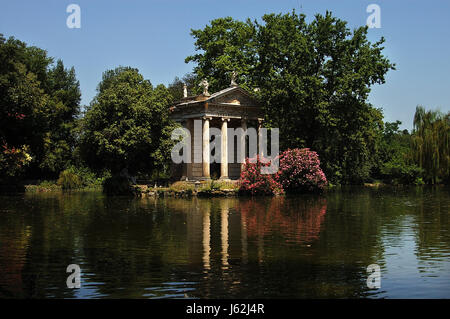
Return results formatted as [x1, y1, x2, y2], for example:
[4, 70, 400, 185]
[25, 181, 61, 192]
[239, 149, 327, 195]
[276, 148, 327, 193]
[57, 170, 83, 190]
[56, 166, 107, 190]
[239, 156, 283, 195]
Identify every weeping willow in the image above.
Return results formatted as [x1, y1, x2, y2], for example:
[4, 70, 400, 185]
[412, 106, 450, 184]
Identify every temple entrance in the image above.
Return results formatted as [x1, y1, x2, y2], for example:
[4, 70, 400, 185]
[210, 163, 220, 180]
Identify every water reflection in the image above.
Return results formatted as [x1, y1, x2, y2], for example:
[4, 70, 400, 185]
[202, 206, 211, 271]
[239, 197, 327, 245]
[0, 187, 449, 298]
[220, 201, 229, 269]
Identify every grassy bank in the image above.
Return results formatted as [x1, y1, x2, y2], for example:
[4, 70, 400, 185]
[135, 180, 240, 198]
[24, 180, 102, 193]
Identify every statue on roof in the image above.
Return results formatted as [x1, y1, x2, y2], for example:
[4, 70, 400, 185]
[230, 70, 238, 87]
[200, 79, 210, 96]
[183, 83, 188, 98]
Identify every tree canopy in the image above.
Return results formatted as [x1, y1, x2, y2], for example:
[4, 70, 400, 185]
[412, 106, 450, 184]
[186, 11, 395, 184]
[79, 67, 177, 176]
[0, 34, 80, 180]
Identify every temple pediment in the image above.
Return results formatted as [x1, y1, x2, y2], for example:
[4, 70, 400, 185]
[207, 86, 259, 107]
[170, 85, 263, 121]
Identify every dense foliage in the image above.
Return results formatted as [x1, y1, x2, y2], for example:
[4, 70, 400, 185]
[412, 106, 449, 184]
[0, 34, 81, 181]
[79, 67, 177, 176]
[57, 169, 83, 190]
[186, 11, 394, 184]
[372, 121, 423, 185]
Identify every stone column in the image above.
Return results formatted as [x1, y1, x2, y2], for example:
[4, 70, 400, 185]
[202, 117, 211, 179]
[220, 118, 229, 179]
[240, 118, 247, 171]
[179, 120, 188, 180]
[186, 118, 194, 179]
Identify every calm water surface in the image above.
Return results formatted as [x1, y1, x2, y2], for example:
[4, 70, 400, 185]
[0, 187, 449, 298]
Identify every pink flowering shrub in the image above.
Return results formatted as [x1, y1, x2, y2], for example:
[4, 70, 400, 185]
[239, 155, 283, 195]
[276, 148, 327, 192]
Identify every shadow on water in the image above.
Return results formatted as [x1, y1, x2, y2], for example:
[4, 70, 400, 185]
[0, 186, 449, 298]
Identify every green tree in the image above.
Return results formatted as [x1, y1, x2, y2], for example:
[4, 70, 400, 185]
[374, 121, 422, 184]
[167, 73, 198, 102]
[412, 106, 450, 184]
[79, 67, 177, 176]
[186, 11, 394, 184]
[185, 17, 257, 93]
[0, 34, 80, 180]
[39, 60, 81, 175]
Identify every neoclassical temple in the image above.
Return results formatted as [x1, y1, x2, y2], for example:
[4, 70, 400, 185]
[169, 77, 264, 180]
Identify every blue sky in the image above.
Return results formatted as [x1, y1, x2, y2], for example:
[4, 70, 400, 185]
[1, 0, 449, 130]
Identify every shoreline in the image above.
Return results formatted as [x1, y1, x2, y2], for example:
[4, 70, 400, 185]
[0, 181, 443, 198]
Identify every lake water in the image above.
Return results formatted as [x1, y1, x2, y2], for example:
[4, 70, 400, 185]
[0, 187, 449, 298]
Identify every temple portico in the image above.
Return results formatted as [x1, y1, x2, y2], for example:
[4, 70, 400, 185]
[170, 78, 264, 181]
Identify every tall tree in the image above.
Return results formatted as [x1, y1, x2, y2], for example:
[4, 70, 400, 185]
[39, 60, 81, 175]
[185, 11, 394, 184]
[0, 34, 80, 180]
[412, 106, 450, 184]
[79, 67, 176, 176]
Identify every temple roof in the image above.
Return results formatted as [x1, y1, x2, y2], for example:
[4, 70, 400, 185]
[169, 85, 264, 121]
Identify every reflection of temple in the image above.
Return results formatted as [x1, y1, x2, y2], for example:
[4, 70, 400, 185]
[185, 199, 235, 270]
[182, 197, 327, 271]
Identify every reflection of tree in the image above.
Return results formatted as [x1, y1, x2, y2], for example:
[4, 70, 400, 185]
[413, 187, 450, 266]
[238, 197, 327, 245]
[0, 192, 102, 298]
[0, 224, 30, 297]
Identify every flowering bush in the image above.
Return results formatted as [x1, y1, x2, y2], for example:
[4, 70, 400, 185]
[239, 155, 283, 195]
[0, 142, 32, 179]
[276, 148, 327, 192]
[239, 149, 327, 195]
